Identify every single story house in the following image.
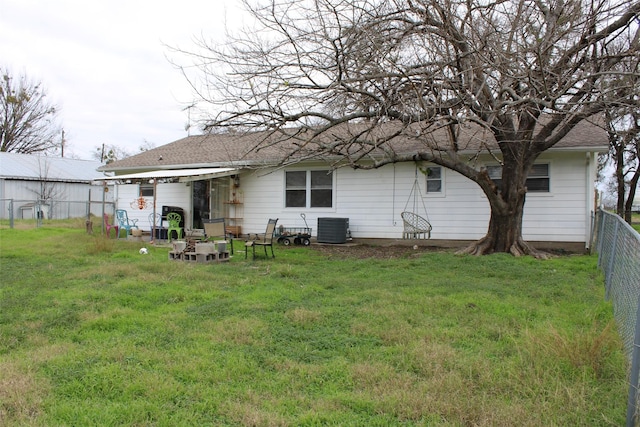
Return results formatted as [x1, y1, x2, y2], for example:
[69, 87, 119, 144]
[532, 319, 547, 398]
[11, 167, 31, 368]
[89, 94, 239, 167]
[0, 152, 111, 220]
[98, 120, 607, 250]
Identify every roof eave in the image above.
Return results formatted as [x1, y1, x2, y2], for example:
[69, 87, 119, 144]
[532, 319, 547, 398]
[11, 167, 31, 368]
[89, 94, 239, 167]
[1, 176, 99, 183]
[547, 145, 609, 153]
[100, 161, 237, 173]
[98, 144, 608, 175]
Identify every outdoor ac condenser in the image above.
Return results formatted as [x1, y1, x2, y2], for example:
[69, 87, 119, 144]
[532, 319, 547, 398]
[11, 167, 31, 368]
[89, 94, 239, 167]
[317, 217, 349, 244]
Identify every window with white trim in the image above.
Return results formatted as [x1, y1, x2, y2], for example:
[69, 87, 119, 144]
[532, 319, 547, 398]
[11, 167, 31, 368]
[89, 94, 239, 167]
[527, 164, 551, 192]
[140, 184, 154, 197]
[486, 164, 550, 193]
[425, 166, 443, 193]
[285, 170, 333, 208]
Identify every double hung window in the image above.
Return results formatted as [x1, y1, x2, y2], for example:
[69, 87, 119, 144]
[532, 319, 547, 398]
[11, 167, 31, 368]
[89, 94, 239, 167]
[425, 167, 443, 193]
[285, 170, 333, 208]
[486, 164, 550, 192]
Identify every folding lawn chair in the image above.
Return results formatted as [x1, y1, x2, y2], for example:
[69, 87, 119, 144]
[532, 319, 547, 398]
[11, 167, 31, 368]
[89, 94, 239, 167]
[245, 218, 278, 259]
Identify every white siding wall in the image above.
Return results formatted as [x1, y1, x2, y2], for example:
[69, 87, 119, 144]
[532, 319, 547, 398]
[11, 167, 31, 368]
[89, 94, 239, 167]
[421, 165, 490, 240]
[239, 162, 487, 239]
[110, 151, 596, 244]
[241, 169, 286, 234]
[521, 153, 592, 242]
[239, 152, 594, 243]
[115, 182, 191, 231]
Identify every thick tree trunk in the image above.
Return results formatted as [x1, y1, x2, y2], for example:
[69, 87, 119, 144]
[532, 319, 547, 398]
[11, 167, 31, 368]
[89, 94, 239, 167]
[456, 128, 550, 258]
[457, 199, 549, 258]
[615, 141, 627, 219]
[624, 167, 639, 224]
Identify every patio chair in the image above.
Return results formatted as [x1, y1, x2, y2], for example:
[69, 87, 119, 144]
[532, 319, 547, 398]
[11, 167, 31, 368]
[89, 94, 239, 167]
[148, 212, 164, 240]
[203, 218, 234, 255]
[245, 218, 278, 259]
[167, 212, 183, 242]
[103, 213, 119, 238]
[115, 209, 139, 238]
[400, 211, 432, 240]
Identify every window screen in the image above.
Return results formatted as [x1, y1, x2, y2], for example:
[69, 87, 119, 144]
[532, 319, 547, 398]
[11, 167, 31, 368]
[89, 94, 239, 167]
[485, 164, 549, 192]
[285, 170, 333, 208]
[285, 171, 306, 207]
[425, 167, 442, 193]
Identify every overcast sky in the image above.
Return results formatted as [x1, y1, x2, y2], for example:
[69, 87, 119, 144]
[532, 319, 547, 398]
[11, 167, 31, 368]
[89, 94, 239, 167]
[0, 0, 243, 160]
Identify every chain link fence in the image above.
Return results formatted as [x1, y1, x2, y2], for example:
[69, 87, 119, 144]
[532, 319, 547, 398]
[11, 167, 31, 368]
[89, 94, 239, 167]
[595, 209, 640, 426]
[0, 198, 115, 229]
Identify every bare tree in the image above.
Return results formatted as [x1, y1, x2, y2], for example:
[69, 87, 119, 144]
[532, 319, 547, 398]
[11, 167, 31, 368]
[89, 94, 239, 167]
[26, 157, 66, 219]
[0, 67, 62, 154]
[606, 108, 640, 223]
[603, 44, 640, 223]
[177, 0, 640, 256]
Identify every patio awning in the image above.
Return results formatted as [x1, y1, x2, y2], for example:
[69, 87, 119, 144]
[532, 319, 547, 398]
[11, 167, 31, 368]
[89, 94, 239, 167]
[97, 167, 239, 182]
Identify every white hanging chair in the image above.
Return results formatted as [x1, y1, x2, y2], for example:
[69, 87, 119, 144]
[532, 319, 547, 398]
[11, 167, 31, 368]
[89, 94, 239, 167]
[401, 166, 432, 240]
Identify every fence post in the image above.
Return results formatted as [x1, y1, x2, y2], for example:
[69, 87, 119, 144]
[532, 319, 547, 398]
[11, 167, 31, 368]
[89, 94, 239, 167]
[596, 209, 605, 263]
[8, 199, 14, 228]
[589, 210, 595, 255]
[35, 200, 42, 228]
[604, 219, 620, 300]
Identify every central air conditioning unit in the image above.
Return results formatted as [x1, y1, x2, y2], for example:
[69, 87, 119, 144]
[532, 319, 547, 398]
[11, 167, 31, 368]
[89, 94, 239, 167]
[317, 217, 349, 244]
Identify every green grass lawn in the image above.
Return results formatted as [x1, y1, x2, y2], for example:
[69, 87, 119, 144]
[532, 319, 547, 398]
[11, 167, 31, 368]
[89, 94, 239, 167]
[0, 223, 627, 426]
[630, 213, 640, 232]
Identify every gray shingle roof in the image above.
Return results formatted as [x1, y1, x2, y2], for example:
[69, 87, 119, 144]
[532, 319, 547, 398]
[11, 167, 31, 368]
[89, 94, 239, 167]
[0, 152, 105, 182]
[100, 117, 608, 173]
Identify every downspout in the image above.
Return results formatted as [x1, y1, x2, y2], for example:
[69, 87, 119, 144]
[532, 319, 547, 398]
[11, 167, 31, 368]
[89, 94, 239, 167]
[152, 178, 157, 243]
[392, 164, 397, 226]
[585, 152, 596, 250]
